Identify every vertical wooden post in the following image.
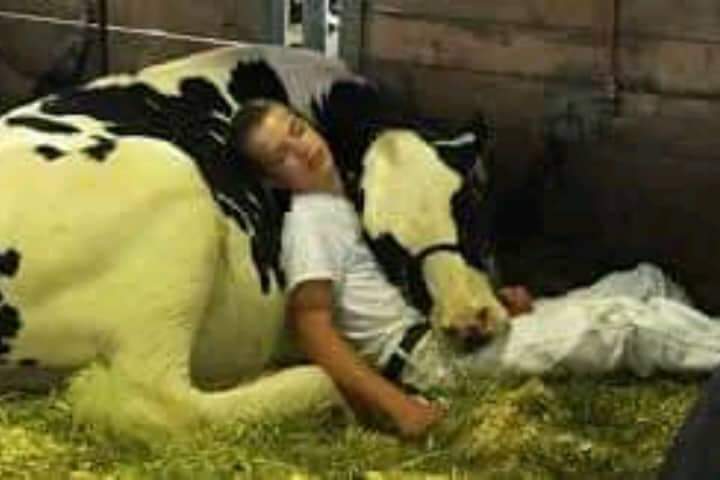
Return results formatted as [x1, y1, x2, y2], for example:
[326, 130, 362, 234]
[593, 0, 621, 116]
[303, 0, 327, 53]
[97, 0, 109, 74]
[265, 0, 287, 45]
[340, 0, 365, 70]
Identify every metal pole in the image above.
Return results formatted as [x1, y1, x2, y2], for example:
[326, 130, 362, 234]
[266, 0, 287, 45]
[303, 0, 327, 53]
[340, 0, 365, 70]
[97, 0, 109, 74]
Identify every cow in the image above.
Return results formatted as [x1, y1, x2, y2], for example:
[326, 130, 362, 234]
[0, 44, 507, 442]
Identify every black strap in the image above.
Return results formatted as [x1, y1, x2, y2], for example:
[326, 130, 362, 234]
[381, 322, 432, 382]
[415, 243, 460, 265]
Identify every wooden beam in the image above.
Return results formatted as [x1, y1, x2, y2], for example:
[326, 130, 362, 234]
[369, 0, 596, 29]
[620, 0, 720, 43]
[265, 0, 287, 45]
[0, 15, 229, 80]
[364, 15, 597, 81]
[340, 0, 366, 70]
[303, 0, 327, 53]
[0, 0, 266, 41]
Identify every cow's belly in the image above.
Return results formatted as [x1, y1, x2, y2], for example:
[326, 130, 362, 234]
[190, 220, 290, 387]
[0, 138, 231, 371]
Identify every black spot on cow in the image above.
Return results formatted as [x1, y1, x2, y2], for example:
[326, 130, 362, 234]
[311, 81, 413, 206]
[0, 305, 19, 337]
[363, 233, 433, 316]
[37, 60, 292, 293]
[0, 249, 20, 277]
[228, 61, 289, 106]
[83, 135, 116, 162]
[439, 114, 499, 281]
[0, 248, 22, 361]
[35, 144, 66, 161]
[6, 115, 81, 135]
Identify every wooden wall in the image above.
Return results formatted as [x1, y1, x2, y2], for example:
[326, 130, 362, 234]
[344, 0, 720, 310]
[347, 0, 720, 160]
[0, 0, 273, 108]
[619, 0, 720, 117]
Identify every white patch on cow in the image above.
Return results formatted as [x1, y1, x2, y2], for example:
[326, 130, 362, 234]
[362, 130, 461, 250]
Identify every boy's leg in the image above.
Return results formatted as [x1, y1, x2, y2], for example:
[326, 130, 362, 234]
[463, 295, 720, 377]
[625, 297, 720, 375]
[460, 297, 639, 375]
[564, 263, 691, 305]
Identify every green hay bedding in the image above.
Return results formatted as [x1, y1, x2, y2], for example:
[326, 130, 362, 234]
[0, 374, 699, 479]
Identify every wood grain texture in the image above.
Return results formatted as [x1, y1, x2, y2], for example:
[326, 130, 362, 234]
[365, 14, 596, 80]
[370, 0, 596, 29]
[0, 15, 225, 83]
[620, 0, 720, 42]
[0, 0, 267, 41]
[618, 37, 720, 96]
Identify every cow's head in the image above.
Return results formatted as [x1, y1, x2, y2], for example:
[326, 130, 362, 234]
[359, 129, 509, 349]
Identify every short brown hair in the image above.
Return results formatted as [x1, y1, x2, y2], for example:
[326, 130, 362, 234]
[228, 98, 283, 173]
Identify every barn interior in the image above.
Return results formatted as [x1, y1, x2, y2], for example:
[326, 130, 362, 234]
[1, 0, 719, 478]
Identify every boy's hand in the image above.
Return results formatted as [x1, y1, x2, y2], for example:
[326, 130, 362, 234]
[498, 285, 534, 317]
[391, 396, 446, 439]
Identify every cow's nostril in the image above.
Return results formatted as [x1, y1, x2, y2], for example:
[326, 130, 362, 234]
[475, 307, 490, 322]
[444, 326, 461, 339]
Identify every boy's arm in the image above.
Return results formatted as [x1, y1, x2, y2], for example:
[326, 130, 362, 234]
[287, 279, 444, 438]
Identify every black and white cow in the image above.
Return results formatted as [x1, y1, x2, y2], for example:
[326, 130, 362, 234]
[0, 45, 506, 441]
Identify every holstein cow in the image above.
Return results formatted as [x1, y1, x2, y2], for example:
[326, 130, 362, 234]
[0, 45, 506, 441]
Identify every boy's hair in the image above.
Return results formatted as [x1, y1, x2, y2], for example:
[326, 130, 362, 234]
[228, 98, 282, 173]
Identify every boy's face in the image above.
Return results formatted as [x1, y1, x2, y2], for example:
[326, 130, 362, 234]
[244, 104, 336, 192]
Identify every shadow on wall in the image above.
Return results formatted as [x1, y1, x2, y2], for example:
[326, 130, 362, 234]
[496, 109, 720, 315]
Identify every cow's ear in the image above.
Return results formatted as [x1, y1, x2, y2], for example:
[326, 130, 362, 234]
[469, 111, 496, 163]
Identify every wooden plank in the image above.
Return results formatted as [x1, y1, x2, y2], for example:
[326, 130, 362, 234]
[0, 0, 81, 19]
[620, 0, 720, 43]
[0, 15, 228, 82]
[0, 0, 268, 41]
[362, 59, 580, 189]
[621, 92, 720, 120]
[340, 0, 366, 71]
[0, 57, 34, 110]
[618, 37, 720, 96]
[543, 117, 720, 311]
[266, 0, 287, 45]
[369, 0, 597, 29]
[362, 60, 552, 123]
[303, 0, 327, 52]
[365, 14, 597, 81]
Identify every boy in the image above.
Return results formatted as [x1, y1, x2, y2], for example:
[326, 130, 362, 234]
[230, 99, 720, 436]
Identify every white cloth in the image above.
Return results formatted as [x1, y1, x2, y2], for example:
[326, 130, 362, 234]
[281, 192, 425, 365]
[409, 263, 720, 392]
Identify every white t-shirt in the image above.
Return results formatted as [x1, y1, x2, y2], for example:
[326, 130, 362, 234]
[281, 192, 425, 366]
